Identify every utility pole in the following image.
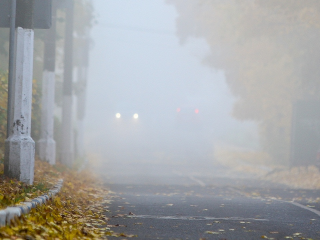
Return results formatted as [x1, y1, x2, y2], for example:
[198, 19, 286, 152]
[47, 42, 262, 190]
[5, 0, 35, 184]
[76, 36, 90, 160]
[37, 0, 57, 165]
[60, 0, 74, 167]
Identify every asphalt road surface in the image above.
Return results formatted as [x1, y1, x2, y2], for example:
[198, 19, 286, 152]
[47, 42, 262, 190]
[102, 163, 320, 240]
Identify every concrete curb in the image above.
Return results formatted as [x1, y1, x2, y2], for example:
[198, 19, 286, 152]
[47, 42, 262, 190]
[0, 178, 64, 226]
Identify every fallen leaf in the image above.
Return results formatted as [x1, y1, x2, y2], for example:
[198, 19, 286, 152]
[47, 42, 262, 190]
[205, 231, 220, 234]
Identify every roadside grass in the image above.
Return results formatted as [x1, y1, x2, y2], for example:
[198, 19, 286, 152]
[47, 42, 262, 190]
[215, 146, 320, 190]
[264, 165, 320, 190]
[0, 158, 52, 209]
[214, 146, 274, 178]
[0, 158, 135, 239]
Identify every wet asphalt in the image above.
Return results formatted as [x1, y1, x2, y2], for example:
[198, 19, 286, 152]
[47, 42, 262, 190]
[100, 162, 320, 240]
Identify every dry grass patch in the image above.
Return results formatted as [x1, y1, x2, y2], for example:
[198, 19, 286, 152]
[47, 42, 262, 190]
[264, 165, 320, 190]
[214, 146, 274, 178]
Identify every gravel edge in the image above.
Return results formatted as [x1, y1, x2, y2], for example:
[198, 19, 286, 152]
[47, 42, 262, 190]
[0, 178, 64, 226]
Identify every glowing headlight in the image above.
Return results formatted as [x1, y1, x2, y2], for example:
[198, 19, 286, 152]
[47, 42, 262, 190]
[133, 113, 139, 119]
[115, 113, 121, 118]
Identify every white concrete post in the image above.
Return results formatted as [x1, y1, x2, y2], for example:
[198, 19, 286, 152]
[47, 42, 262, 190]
[60, 0, 74, 167]
[4, 0, 35, 184]
[76, 68, 87, 159]
[37, 2, 57, 165]
[76, 117, 85, 158]
[76, 37, 89, 159]
[61, 94, 73, 167]
[37, 71, 56, 164]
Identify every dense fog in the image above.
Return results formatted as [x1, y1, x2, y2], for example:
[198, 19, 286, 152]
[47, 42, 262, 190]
[85, 0, 320, 183]
[85, 0, 258, 183]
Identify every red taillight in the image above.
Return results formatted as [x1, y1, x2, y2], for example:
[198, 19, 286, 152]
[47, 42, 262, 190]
[177, 108, 181, 113]
[195, 109, 199, 114]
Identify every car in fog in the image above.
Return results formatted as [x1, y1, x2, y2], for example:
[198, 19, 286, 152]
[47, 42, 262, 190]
[102, 101, 215, 167]
[168, 105, 214, 164]
[102, 103, 146, 162]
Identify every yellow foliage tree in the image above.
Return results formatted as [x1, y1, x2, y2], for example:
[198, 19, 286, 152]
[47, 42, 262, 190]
[169, 0, 320, 164]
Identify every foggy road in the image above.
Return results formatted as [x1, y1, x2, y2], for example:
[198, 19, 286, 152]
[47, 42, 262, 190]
[103, 175, 320, 240]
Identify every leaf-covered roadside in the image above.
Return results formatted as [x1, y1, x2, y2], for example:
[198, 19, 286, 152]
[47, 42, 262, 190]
[0, 159, 55, 209]
[0, 159, 132, 239]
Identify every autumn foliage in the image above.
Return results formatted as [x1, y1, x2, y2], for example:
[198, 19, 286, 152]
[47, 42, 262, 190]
[0, 160, 115, 239]
[169, 0, 320, 164]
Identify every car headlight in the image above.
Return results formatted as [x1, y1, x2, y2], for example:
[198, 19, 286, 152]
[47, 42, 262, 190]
[115, 113, 121, 118]
[133, 113, 139, 119]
